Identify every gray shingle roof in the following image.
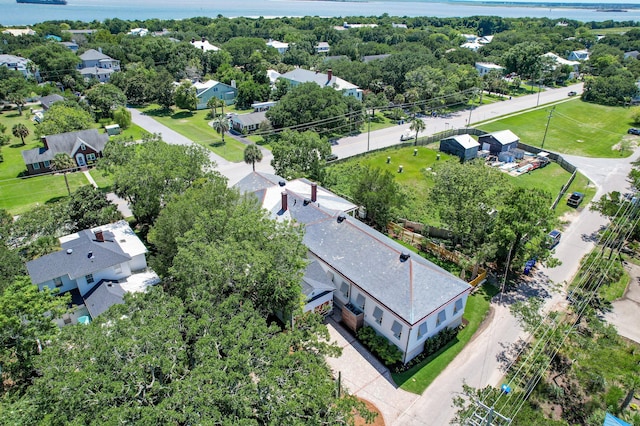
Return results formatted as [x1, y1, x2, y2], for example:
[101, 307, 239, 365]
[21, 129, 108, 165]
[26, 229, 130, 284]
[301, 259, 336, 298]
[234, 171, 284, 194]
[40, 94, 64, 109]
[236, 173, 471, 325]
[79, 48, 112, 61]
[231, 111, 267, 127]
[79, 67, 114, 77]
[83, 280, 126, 318]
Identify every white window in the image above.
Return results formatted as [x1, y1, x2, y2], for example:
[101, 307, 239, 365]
[87, 153, 96, 161]
[53, 277, 63, 287]
[418, 322, 428, 339]
[340, 282, 349, 299]
[86, 274, 94, 284]
[43, 160, 50, 168]
[454, 299, 464, 314]
[436, 310, 446, 327]
[391, 320, 403, 340]
[32, 162, 40, 170]
[80, 143, 86, 150]
[373, 306, 383, 325]
[355, 293, 365, 310]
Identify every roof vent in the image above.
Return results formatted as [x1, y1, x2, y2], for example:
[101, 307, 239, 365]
[278, 180, 286, 187]
[303, 198, 311, 206]
[66, 248, 73, 255]
[87, 251, 94, 259]
[337, 213, 346, 223]
[400, 252, 411, 262]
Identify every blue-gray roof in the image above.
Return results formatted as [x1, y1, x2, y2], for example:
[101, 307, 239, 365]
[26, 229, 130, 284]
[235, 172, 471, 325]
[40, 94, 64, 109]
[21, 129, 108, 165]
[83, 280, 126, 318]
[79, 48, 112, 61]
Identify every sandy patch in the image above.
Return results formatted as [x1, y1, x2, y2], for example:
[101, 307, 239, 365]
[355, 398, 385, 426]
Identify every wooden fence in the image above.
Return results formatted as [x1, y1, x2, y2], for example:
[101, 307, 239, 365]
[388, 223, 487, 286]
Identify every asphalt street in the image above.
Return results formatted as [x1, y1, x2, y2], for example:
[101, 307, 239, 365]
[127, 82, 640, 425]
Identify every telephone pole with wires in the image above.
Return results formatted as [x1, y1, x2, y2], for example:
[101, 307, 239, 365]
[540, 106, 555, 150]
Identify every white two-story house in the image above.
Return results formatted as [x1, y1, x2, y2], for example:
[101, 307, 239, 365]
[279, 68, 363, 101]
[235, 172, 472, 363]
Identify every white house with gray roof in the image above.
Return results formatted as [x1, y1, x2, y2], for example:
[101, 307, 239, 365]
[279, 68, 363, 101]
[0, 54, 39, 80]
[235, 172, 472, 363]
[26, 221, 159, 323]
[77, 49, 120, 82]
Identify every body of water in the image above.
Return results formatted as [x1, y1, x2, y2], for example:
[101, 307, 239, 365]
[2, 0, 638, 26]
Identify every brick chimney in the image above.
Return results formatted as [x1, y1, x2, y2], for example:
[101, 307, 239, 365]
[327, 69, 333, 83]
[311, 183, 317, 202]
[95, 230, 104, 242]
[201, 36, 206, 42]
[281, 192, 288, 212]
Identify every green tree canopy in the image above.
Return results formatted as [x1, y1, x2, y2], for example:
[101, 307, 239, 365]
[173, 80, 197, 111]
[35, 103, 94, 137]
[270, 129, 330, 181]
[351, 165, 403, 232]
[85, 83, 127, 119]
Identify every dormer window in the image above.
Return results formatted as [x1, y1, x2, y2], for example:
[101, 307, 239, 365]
[80, 143, 86, 150]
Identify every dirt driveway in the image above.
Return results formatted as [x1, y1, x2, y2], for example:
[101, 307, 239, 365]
[605, 262, 640, 344]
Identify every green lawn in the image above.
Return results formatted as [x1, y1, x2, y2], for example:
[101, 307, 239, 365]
[139, 105, 247, 162]
[479, 100, 634, 158]
[119, 123, 147, 140]
[392, 283, 499, 394]
[88, 169, 114, 191]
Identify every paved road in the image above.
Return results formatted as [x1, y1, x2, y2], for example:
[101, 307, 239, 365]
[606, 263, 640, 344]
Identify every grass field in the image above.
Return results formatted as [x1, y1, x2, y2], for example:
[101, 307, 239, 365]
[139, 105, 247, 162]
[392, 283, 499, 394]
[329, 145, 593, 222]
[478, 100, 634, 158]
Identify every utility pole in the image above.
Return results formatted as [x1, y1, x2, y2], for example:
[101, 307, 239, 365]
[540, 106, 555, 150]
[464, 400, 512, 426]
[467, 88, 476, 127]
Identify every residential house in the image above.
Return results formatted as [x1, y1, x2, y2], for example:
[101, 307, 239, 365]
[128, 28, 149, 36]
[624, 51, 640, 60]
[2, 27, 36, 37]
[21, 129, 108, 175]
[267, 69, 282, 87]
[251, 101, 277, 112]
[461, 41, 483, 51]
[336, 22, 378, 30]
[315, 42, 330, 54]
[266, 39, 289, 54]
[568, 50, 589, 61]
[479, 129, 519, 155]
[543, 52, 580, 79]
[279, 68, 363, 101]
[0, 54, 38, 79]
[475, 62, 505, 77]
[40, 94, 64, 111]
[192, 79, 238, 110]
[439, 134, 480, 162]
[26, 221, 160, 324]
[78, 48, 120, 82]
[235, 172, 472, 364]
[230, 111, 268, 134]
[60, 41, 79, 52]
[392, 23, 408, 29]
[190, 36, 220, 52]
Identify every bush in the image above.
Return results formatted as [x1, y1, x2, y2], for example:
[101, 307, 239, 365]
[356, 326, 403, 366]
[390, 325, 462, 374]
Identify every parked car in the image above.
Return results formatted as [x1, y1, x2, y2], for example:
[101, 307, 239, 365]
[567, 91, 577, 96]
[547, 230, 562, 249]
[567, 192, 584, 208]
[326, 153, 338, 162]
[628, 128, 640, 135]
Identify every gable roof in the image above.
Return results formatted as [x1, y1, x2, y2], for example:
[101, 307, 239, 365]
[79, 49, 113, 61]
[231, 111, 267, 127]
[446, 134, 480, 149]
[481, 130, 519, 145]
[40, 94, 64, 109]
[280, 68, 358, 91]
[83, 280, 126, 318]
[301, 259, 336, 298]
[26, 229, 130, 284]
[235, 172, 471, 325]
[21, 129, 108, 165]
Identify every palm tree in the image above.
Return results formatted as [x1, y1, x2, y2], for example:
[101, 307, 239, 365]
[12, 123, 30, 145]
[409, 116, 426, 146]
[244, 144, 263, 172]
[207, 97, 223, 119]
[212, 116, 230, 143]
[50, 153, 76, 196]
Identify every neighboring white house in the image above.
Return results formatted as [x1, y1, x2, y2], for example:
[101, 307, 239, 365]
[266, 39, 289, 54]
[475, 62, 505, 77]
[2, 27, 36, 37]
[315, 42, 330, 54]
[568, 50, 589, 61]
[235, 172, 472, 364]
[279, 68, 363, 101]
[461, 41, 483, 51]
[128, 27, 149, 36]
[0, 54, 38, 79]
[190, 36, 220, 52]
[78, 48, 120, 82]
[230, 111, 268, 134]
[25, 221, 160, 324]
[543, 52, 580, 79]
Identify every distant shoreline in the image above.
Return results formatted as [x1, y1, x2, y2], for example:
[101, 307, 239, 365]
[298, 0, 639, 10]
